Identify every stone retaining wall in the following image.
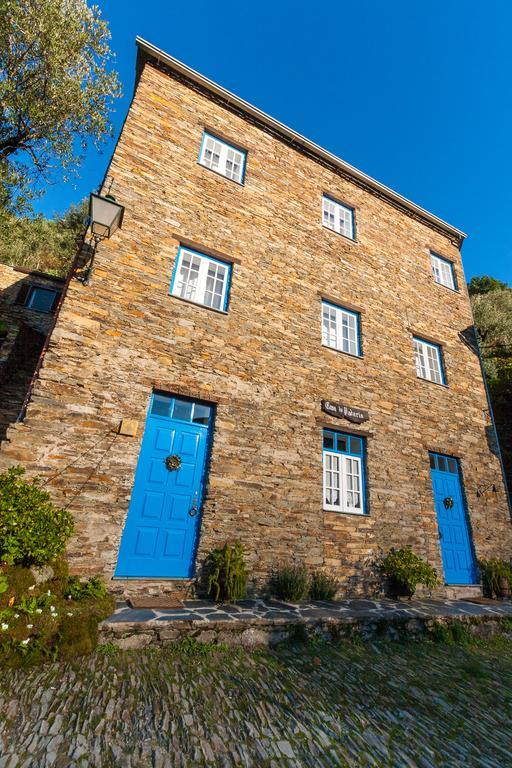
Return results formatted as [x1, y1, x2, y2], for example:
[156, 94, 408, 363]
[99, 613, 512, 649]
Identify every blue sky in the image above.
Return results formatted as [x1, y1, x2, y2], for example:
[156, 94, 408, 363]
[35, 0, 512, 284]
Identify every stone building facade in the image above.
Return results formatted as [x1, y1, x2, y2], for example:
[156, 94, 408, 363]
[0, 38, 510, 598]
[0, 265, 63, 440]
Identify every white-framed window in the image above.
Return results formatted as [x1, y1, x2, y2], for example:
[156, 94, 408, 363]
[321, 301, 361, 356]
[322, 195, 354, 239]
[171, 246, 231, 311]
[413, 336, 445, 385]
[198, 132, 246, 184]
[323, 430, 365, 514]
[431, 252, 456, 290]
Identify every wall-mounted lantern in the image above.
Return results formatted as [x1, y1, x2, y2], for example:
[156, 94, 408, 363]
[88, 193, 125, 241]
[76, 190, 125, 284]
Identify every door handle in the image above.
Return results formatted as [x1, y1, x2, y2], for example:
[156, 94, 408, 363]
[189, 493, 198, 517]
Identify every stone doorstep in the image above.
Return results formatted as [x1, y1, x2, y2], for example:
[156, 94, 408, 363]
[443, 585, 483, 601]
[99, 608, 512, 650]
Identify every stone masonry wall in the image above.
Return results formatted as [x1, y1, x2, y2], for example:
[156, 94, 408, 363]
[0, 59, 510, 597]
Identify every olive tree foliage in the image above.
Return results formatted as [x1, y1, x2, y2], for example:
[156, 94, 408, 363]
[469, 276, 512, 494]
[0, 0, 121, 211]
[0, 197, 87, 275]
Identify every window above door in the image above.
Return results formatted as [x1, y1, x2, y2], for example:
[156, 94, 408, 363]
[321, 300, 361, 357]
[198, 131, 247, 184]
[171, 246, 232, 312]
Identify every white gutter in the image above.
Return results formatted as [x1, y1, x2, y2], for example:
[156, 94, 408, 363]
[136, 37, 467, 243]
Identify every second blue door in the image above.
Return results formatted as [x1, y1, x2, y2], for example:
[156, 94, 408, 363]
[115, 393, 213, 578]
[429, 452, 477, 585]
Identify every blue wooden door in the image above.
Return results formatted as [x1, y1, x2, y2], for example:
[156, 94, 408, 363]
[429, 453, 477, 585]
[115, 393, 213, 578]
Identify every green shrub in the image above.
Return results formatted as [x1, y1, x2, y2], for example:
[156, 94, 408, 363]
[309, 571, 339, 601]
[478, 558, 512, 598]
[0, 467, 74, 566]
[381, 548, 438, 597]
[206, 541, 247, 603]
[271, 563, 308, 602]
[64, 575, 107, 600]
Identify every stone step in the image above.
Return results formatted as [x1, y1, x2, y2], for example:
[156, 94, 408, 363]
[443, 585, 482, 601]
[109, 578, 196, 601]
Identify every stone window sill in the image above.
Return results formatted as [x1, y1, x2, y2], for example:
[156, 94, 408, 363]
[169, 293, 229, 315]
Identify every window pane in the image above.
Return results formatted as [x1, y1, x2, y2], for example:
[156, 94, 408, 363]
[429, 454, 436, 469]
[175, 251, 201, 300]
[345, 457, 361, 509]
[152, 393, 172, 417]
[27, 287, 57, 313]
[193, 403, 211, 425]
[323, 431, 335, 449]
[172, 398, 193, 421]
[336, 435, 348, 452]
[438, 456, 447, 472]
[322, 304, 338, 348]
[350, 437, 362, 454]
[203, 137, 221, 170]
[324, 452, 341, 507]
[447, 458, 457, 474]
[204, 261, 227, 310]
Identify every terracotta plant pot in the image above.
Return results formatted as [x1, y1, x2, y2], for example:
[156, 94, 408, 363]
[499, 576, 510, 599]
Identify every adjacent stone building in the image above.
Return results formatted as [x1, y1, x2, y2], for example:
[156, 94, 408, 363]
[0, 265, 63, 440]
[1, 38, 510, 598]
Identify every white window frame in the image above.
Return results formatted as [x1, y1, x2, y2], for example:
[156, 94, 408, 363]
[321, 301, 360, 356]
[322, 195, 354, 239]
[198, 132, 246, 184]
[431, 253, 455, 290]
[413, 337, 445, 385]
[323, 451, 364, 514]
[171, 246, 230, 312]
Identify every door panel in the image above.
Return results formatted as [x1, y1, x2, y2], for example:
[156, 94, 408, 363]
[429, 453, 477, 585]
[115, 394, 212, 578]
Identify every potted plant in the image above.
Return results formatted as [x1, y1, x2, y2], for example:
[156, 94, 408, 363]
[381, 548, 438, 599]
[478, 558, 512, 599]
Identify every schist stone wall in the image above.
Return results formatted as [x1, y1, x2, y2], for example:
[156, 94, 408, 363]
[0, 55, 510, 597]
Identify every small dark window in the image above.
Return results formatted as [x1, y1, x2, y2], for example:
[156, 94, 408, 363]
[25, 286, 60, 313]
[336, 434, 348, 452]
[429, 454, 436, 469]
[151, 393, 171, 417]
[438, 456, 447, 472]
[447, 458, 457, 474]
[350, 437, 362, 454]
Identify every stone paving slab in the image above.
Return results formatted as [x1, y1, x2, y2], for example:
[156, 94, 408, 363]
[105, 596, 512, 625]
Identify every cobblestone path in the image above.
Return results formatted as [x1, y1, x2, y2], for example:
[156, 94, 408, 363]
[1, 637, 511, 768]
